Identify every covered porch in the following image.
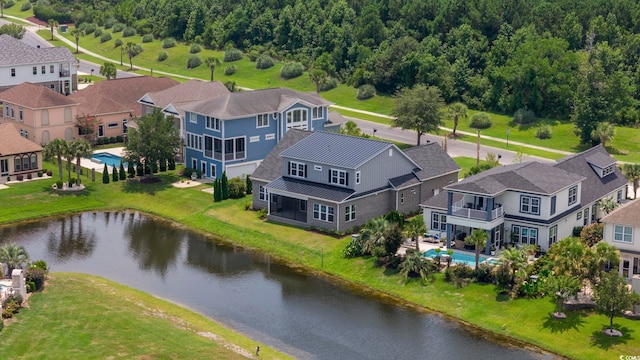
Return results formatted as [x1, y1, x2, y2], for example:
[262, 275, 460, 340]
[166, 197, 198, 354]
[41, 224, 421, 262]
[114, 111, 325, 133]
[268, 193, 308, 223]
[445, 223, 504, 255]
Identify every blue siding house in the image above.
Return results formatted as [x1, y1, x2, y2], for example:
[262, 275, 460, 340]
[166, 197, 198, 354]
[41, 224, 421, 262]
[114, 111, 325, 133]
[178, 88, 332, 179]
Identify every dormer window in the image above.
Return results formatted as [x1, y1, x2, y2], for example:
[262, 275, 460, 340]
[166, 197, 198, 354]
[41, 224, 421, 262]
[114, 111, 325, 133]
[330, 169, 348, 186]
[602, 165, 614, 177]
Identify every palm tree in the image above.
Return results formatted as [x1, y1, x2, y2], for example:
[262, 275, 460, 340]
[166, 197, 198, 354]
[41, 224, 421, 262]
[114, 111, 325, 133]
[545, 274, 581, 318]
[469, 112, 492, 166]
[205, 56, 221, 81]
[591, 122, 615, 148]
[0, 242, 30, 276]
[598, 197, 619, 215]
[70, 140, 92, 185]
[464, 228, 488, 268]
[63, 141, 75, 185]
[0, 0, 6, 18]
[403, 216, 426, 251]
[399, 249, 432, 283]
[499, 247, 527, 287]
[622, 163, 640, 199]
[124, 42, 139, 70]
[447, 102, 468, 137]
[548, 237, 591, 280]
[70, 28, 85, 54]
[359, 217, 390, 257]
[48, 19, 59, 41]
[99, 62, 117, 80]
[591, 241, 620, 279]
[43, 138, 68, 180]
[339, 121, 362, 137]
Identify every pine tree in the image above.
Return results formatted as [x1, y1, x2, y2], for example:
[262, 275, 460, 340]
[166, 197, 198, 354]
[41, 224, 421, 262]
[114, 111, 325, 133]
[102, 164, 110, 184]
[168, 157, 176, 170]
[213, 178, 222, 202]
[159, 158, 167, 172]
[221, 171, 229, 200]
[127, 160, 134, 178]
[246, 175, 252, 194]
[119, 162, 126, 180]
[136, 162, 143, 176]
[112, 166, 119, 182]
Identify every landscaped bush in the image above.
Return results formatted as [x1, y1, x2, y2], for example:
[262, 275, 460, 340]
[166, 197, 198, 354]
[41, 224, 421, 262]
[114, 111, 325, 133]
[181, 168, 201, 178]
[223, 48, 243, 62]
[33, 5, 72, 24]
[280, 62, 304, 79]
[513, 108, 537, 125]
[470, 112, 492, 129]
[536, 124, 552, 139]
[5, 0, 15, 8]
[16, 175, 23, 181]
[103, 18, 116, 29]
[26, 268, 46, 291]
[55, 180, 63, 188]
[27, 173, 32, 180]
[46, 170, 52, 176]
[256, 54, 274, 70]
[116, 135, 123, 142]
[357, 84, 376, 100]
[162, 37, 176, 48]
[224, 65, 237, 75]
[157, 51, 168, 62]
[474, 263, 494, 283]
[93, 28, 103, 37]
[186, 56, 202, 69]
[189, 43, 201, 53]
[100, 32, 112, 43]
[319, 77, 338, 92]
[122, 27, 136, 37]
[114, 38, 123, 48]
[20, 2, 32, 11]
[30, 260, 49, 272]
[228, 177, 246, 198]
[112, 23, 125, 33]
[142, 34, 154, 43]
[83, 23, 96, 35]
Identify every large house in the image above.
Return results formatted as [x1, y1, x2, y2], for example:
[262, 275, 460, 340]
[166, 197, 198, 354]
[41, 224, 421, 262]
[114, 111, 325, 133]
[421, 145, 628, 254]
[0, 123, 43, 182]
[602, 199, 640, 280]
[68, 76, 179, 142]
[178, 87, 333, 179]
[251, 130, 460, 231]
[0, 82, 79, 145]
[0, 34, 77, 94]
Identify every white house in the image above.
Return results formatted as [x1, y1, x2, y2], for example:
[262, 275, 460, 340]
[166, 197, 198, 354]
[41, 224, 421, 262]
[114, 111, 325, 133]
[602, 199, 640, 280]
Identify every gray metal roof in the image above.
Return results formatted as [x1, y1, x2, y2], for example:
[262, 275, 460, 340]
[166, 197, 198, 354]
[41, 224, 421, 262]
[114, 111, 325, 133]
[250, 129, 313, 182]
[0, 34, 76, 66]
[446, 162, 585, 196]
[554, 145, 628, 205]
[403, 143, 460, 180]
[266, 176, 354, 202]
[178, 87, 332, 119]
[280, 131, 398, 169]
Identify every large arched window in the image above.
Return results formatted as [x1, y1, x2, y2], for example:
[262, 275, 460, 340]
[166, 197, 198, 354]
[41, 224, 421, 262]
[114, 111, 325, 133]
[30, 153, 37, 169]
[22, 155, 29, 170]
[14, 156, 21, 172]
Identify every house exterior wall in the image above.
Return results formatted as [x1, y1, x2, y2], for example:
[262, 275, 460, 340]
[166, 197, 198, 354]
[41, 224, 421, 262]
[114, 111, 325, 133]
[0, 63, 77, 94]
[252, 180, 269, 210]
[0, 152, 43, 180]
[94, 112, 130, 140]
[1, 105, 77, 145]
[335, 191, 395, 232]
[603, 220, 640, 280]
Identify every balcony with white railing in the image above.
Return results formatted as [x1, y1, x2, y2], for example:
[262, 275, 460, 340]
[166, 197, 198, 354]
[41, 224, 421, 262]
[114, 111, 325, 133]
[451, 199, 504, 221]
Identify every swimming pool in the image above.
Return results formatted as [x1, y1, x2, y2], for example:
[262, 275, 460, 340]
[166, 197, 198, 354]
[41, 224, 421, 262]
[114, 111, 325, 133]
[423, 248, 491, 267]
[91, 153, 126, 168]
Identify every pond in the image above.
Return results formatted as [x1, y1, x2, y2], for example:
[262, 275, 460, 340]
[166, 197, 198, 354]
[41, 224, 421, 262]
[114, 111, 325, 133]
[0, 212, 552, 360]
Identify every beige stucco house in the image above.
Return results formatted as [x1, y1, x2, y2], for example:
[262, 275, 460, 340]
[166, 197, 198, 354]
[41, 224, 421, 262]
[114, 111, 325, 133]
[0, 123, 43, 182]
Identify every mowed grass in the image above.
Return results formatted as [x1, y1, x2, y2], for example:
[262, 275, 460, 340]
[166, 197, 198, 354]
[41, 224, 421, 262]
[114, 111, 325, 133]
[1, 164, 639, 359]
[0, 273, 288, 359]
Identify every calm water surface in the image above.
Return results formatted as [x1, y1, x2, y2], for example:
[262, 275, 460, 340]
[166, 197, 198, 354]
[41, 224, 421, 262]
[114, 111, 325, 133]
[0, 212, 552, 360]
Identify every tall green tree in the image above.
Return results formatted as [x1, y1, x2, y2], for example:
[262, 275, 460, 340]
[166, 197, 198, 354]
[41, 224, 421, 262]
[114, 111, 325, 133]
[112, 166, 119, 182]
[469, 112, 492, 166]
[48, 19, 58, 41]
[465, 228, 488, 268]
[245, 175, 252, 195]
[99, 62, 117, 80]
[124, 42, 142, 70]
[221, 171, 229, 200]
[102, 164, 110, 184]
[205, 57, 221, 81]
[593, 272, 633, 336]
[119, 162, 126, 180]
[0, 23, 26, 39]
[63, 142, 75, 186]
[403, 216, 426, 251]
[447, 102, 468, 136]
[70, 28, 85, 54]
[591, 122, 615, 148]
[0, 242, 30, 275]
[548, 237, 592, 280]
[499, 247, 528, 287]
[622, 163, 640, 199]
[0, 0, 5, 18]
[591, 241, 620, 279]
[69, 140, 92, 186]
[544, 274, 581, 318]
[43, 139, 68, 181]
[125, 108, 180, 178]
[391, 84, 444, 145]
[339, 121, 362, 137]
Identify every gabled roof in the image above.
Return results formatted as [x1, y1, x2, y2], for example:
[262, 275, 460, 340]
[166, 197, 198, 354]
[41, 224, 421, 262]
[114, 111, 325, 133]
[554, 145, 628, 205]
[139, 79, 229, 111]
[0, 123, 43, 155]
[68, 76, 179, 117]
[446, 161, 584, 196]
[585, 151, 616, 169]
[0, 34, 76, 67]
[250, 129, 313, 182]
[327, 111, 348, 126]
[280, 131, 413, 169]
[421, 190, 463, 210]
[404, 142, 460, 180]
[178, 87, 332, 119]
[0, 82, 78, 108]
[601, 199, 640, 227]
[266, 176, 355, 202]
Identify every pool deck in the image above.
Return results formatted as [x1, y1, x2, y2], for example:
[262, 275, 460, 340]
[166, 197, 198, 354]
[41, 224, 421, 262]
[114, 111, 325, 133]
[397, 238, 500, 268]
[81, 147, 126, 173]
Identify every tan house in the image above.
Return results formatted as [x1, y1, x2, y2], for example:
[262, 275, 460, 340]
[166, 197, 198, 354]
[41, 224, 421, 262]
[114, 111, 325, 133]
[0, 123, 43, 182]
[602, 199, 640, 280]
[0, 82, 79, 145]
[68, 76, 179, 143]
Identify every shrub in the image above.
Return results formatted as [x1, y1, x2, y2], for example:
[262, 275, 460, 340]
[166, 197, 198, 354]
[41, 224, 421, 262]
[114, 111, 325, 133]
[319, 77, 338, 92]
[93, 28, 102, 37]
[474, 263, 494, 283]
[46, 170, 52, 176]
[20, 2, 32, 11]
[572, 226, 584, 237]
[30, 260, 49, 272]
[157, 51, 168, 62]
[580, 222, 603, 247]
[26, 268, 46, 290]
[37, 171, 43, 177]
[343, 235, 364, 258]
[223, 48, 243, 62]
[470, 112, 492, 129]
[142, 34, 154, 43]
[257, 208, 267, 219]
[114, 38, 123, 48]
[162, 37, 176, 48]
[535, 124, 552, 139]
[84, 23, 96, 35]
[224, 65, 237, 75]
[55, 180, 63, 188]
[453, 264, 475, 280]
[168, 157, 176, 170]
[5, 0, 14, 8]
[357, 84, 376, 100]
[100, 32, 112, 43]
[103, 18, 116, 29]
[116, 135, 123, 142]
[27, 173, 32, 180]
[513, 108, 537, 125]
[189, 43, 201, 53]
[16, 175, 23, 181]
[109, 136, 116, 143]
[102, 164, 110, 183]
[122, 27, 136, 37]
[186, 56, 202, 69]
[228, 177, 246, 198]
[112, 23, 125, 33]
[280, 62, 304, 79]
[255, 54, 274, 70]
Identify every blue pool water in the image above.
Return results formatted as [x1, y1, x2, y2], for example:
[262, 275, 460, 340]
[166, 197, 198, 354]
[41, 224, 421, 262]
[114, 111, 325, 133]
[423, 248, 491, 267]
[91, 153, 126, 167]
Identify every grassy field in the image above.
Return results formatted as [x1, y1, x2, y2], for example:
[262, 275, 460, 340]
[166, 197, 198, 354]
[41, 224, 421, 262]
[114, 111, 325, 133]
[1, 164, 638, 359]
[0, 273, 288, 359]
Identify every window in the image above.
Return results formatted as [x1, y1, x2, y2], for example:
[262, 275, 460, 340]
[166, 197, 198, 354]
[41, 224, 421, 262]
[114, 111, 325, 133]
[286, 109, 308, 130]
[188, 112, 197, 124]
[186, 133, 202, 150]
[330, 169, 348, 186]
[288, 161, 306, 178]
[314, 165, 322, 171]
[50, 65, 54, 73]
[41, 66, 46, 74]
[23, 130, 29, 139]
[33, 66, 37, 75]
[576, 211, 582, 220]
[224, 137, 245, 161]
[18, 107, 23, 122]
[568, 185, 577, 205]
[602, 165, 614, 177]
[614, 225, 633, 243]
[312, 107, 322, 119]
[345, 204, 356, 222]
[122, 119, 128, 134]
[259, 186, 266, 201]
[14, 156, 21, 172]
[0, 159, 8, 175]
[355, 171, 361, 184]
[256, 114, 269, 128]
[64, 107, 72, 122]
[210, 164, 216, 179]
[591, 204, 597, 222]
[617, 190, 623, 203]
[107, 123, 119, 128]
[30, 154, 37, 169]
[550, 195, 556, 215]
[206, 116, 220, 130]
[400, 193, 405, 204]
[432, 213, 447, 231]
[583, 208, 589, 226]
[548, 225, 558, 248]
[213, 138, 222, 160]
[520, 195, 540, 215]
[313, 203, 334, 222]
[11, 68, 15, 77]
[512, 225, 538, 245]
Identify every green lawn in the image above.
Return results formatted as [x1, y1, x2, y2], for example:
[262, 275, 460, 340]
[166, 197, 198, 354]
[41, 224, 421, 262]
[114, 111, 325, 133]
[0, 273, 288, 359]
[1, 164, 638, 359]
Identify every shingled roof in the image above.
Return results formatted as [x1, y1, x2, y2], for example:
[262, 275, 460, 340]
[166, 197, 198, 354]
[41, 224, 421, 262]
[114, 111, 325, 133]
[0, 123, 43, 155]
[139, 79, 229, 112]
[179, 87, 332, 119]
[69, 76, 179, 117]
[404, 143, 460, 181]
[601, 199, 640, 227]
[0, 34, 76, 67]
[250, 129, 313, 183]
[0, 82, 78, 108]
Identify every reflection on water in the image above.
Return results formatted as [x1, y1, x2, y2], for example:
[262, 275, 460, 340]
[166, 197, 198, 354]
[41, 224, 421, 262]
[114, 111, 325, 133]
[0, 212, 549, 360]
